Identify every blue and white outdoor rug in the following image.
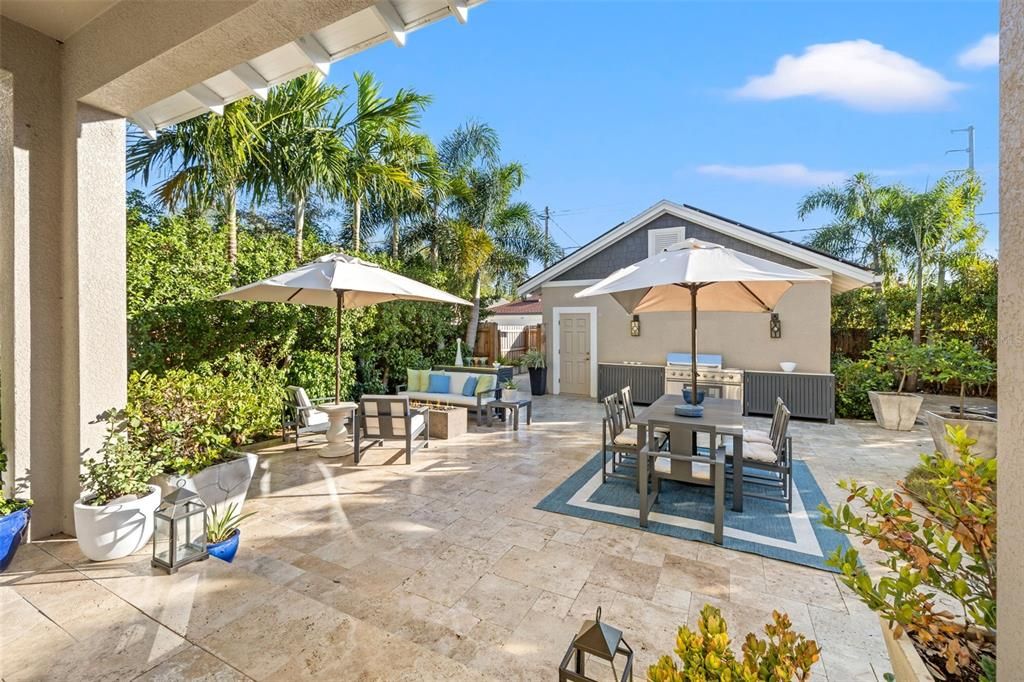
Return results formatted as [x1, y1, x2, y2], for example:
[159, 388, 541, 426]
[536, 453, 851, 572]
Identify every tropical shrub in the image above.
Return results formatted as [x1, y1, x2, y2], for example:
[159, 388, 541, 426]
[864, 336, 932, 393]
[206, 503, 257, 543]
[80, 410, 163, 506]
[0, 443, 32, 516]
[832, 354, 891, 420]
[521, 349, 546, 369]
[648, 604, 820, 681]
[820, 427, 996, 680]
[928, 337, 996, 414]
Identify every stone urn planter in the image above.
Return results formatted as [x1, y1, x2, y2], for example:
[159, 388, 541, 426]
[925, 411, 997, 460]
[154, 451, 257, 517]
[868, 391, 924, 431]
[880, 619, 933, 681]
[74, 484, 161, 562]
[425, 406, 468, 440]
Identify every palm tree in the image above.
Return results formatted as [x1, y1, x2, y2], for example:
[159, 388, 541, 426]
[798, 173, 904, 287]
[251, 73, 346, 263]
[372, 128, 442, 258]
[338, 72, 431, 252]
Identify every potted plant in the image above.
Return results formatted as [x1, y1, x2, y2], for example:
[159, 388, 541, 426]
[0, 443, 33, 573]
[205, 503, 256, 563]
[821, 427, 996, 681]
[648, 603, 820, 681]
[521, 350, 547, 396]
[864, 336, 930, 431]
[74, 410, 164, 562]
[499, 377, 520, 403]
[924, 337, 996, 459]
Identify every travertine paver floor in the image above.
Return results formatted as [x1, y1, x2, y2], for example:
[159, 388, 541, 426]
[2, 390, 952, 681]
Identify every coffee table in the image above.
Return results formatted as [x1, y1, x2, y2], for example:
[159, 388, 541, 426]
[487, 398, 533, 430]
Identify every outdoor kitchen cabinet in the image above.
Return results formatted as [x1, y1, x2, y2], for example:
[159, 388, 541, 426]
[598, 363, 665, 405]
[744, 371, 835, 423]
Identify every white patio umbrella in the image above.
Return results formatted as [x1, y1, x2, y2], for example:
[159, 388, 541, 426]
[575, 238, 826, 409]
[215, 253, 470, 403]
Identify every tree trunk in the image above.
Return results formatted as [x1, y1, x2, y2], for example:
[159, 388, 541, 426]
[391, 215, 400, 258]
[294, 192, 306, 263]
[913, 249, 924, 346]
[464, 271, 482, 354]
[934, 253, 946, 331]
[353, 196, 362, 252]
[226, 186, 238, 275]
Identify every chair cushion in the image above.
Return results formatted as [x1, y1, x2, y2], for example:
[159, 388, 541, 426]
[410, 413, 426, 434]
[613, 427, 640, 446]
[475, 375, 495, 395]
[291, 386, 313, 408]
[306, 409, 329, 427]
[654, 456, 672, 474]
[461, 376, 479, 396]
[399, 391, 491, 408]
[691, 461, 711, 480]
[744, 429, 772, 445]
[427, 373, 451, 393]
[744, 441, 779, 463]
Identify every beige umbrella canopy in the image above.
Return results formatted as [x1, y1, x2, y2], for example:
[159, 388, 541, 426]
[216, 253, 470, 402]
[575, 238, 826, 408]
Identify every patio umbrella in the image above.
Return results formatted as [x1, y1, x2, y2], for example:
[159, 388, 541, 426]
[575, 238, 826, 411]
[215, 253, 470, 403]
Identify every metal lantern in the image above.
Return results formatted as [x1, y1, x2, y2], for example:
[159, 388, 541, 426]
[151, 484, 209, 574]
[630, 315, 641, 337]
[559, 607, 634, 682]
[769, 312, 782, 339]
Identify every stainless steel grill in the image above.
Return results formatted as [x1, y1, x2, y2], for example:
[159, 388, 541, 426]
[664, 353, 744, 402]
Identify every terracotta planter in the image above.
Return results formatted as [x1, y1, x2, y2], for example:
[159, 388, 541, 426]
[426, 406, 468, 440]
[868, 391, 924, 431]
[880, 619, 933, 681]
[925, 411, 997, 460]
[154, 451, 257, 517]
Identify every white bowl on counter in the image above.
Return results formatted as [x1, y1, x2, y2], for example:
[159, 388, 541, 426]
[779, 362, 797, 373]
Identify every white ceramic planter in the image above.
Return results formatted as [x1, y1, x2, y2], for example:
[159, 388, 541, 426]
[925, 411, 997, 460]
[501, 390, 521, 403]
[880, 618, 933, 681]
[868, 391, 924, 431]
[154, 451, 257, 517]
[74, 485, 161, 562]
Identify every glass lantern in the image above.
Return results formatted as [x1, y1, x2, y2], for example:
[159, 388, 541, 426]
[559, 607, 634, 682]
[151, 485, 209, 574]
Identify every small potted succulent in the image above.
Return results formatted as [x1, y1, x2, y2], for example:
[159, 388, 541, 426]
[205, 503, 256, 563]
[0, 443, 33, 573]
[821, 427, 996, 681]
[74, 410, 164, 562]
[499, 377, 520, 403]
[520, 350, 547, 396]
[865, 336, 930, 431]
[924, 337, 996, 459]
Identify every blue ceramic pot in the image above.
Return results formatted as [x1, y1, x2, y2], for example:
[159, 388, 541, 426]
[682, 389, 706, 405]
[0, 507, 31, 573]
[208, 529, 240, 563]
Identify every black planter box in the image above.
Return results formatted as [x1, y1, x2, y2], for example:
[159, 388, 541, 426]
[528, 367, 547, 396]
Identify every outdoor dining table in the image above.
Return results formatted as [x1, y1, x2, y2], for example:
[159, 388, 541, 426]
[632, 395, 745, 513]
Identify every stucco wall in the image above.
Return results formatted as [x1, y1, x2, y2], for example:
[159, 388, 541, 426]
[999, 1, 1023, 675]
[542, 279, 832, 393]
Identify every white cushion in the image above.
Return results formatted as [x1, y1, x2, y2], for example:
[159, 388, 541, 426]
[398, 391, 491, 408]
[292, 386, 312, 408]
[654, 456, 672, 474]
[306, 409, 329, 427]
[744, 429, 772, 445]
[410, 413, 425, 434]
[448, 372, 469, 395]
[744, 441, 779, 464]
[691, 461, 710, 480]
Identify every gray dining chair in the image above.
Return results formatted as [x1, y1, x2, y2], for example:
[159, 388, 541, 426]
[643, 419, 726, 544]
[602, 393, 666, 485]
[729, 401, 793, 512]
[353, 395, 429, 465]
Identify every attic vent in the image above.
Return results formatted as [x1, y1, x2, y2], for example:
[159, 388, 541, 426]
[648, 227, 685, 256]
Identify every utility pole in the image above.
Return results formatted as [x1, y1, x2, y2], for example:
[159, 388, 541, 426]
[543, 206, 550, 267]
[948, 125, 975, 171]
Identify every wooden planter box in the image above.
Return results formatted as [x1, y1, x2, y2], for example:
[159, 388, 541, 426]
[426, 406, 468, 440]
[880, 618, 933, 681]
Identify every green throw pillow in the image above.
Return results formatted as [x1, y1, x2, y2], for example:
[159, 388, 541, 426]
[475, 374, 495, 396]
[406, 368, 421, 392]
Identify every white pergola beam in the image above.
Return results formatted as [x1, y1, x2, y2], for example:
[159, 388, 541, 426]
[447, 0, 469, 24]
[230, 63, 270, 101]
[129, 111, 158, 139]
[373, 1, 408, 47]
[185, 83, 226, 115]
[294, 35, 332, 76]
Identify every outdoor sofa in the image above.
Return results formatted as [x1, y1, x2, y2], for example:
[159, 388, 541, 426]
[397, 369, 499, 426]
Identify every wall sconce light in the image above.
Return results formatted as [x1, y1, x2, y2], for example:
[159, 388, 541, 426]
[630, 315, 641, 337]
[769, 313, 782, 339]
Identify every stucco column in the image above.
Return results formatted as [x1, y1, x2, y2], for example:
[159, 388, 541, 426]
[999, 2, 1023, 677]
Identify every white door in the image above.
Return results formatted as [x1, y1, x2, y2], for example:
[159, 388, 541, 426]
[558, 313, 590, 395]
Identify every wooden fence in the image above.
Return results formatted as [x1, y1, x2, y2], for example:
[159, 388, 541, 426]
[475, 323, 545, 371]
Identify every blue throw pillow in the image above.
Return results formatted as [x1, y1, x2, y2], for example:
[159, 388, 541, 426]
[461, 376, 479, 396]
[427, 373, 451, 394]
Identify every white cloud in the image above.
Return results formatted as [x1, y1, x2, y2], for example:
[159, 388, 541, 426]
[734, 39, 963, 111]
[957, 34, 998, 68]
[697, 163, 847, 186]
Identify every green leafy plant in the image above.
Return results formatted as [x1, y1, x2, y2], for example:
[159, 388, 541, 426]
[501, 377, 518, 390]
[832, 354, 891, 419]
[0, 443, 33, 517]
[80, 410, 163, 506]
[928, 337, 996, 416]
[648, 604, 820, 681]
[820, 427, 996, 680]
[864, 336, 932, 394]
[520, 349, 546, 369]
[206, 503, 257, 543]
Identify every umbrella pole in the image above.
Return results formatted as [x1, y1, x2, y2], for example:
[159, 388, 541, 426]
[335, 289, 342, 404]
[690, 285, 698, 406]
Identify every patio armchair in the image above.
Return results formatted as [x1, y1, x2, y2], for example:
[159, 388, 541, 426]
[729, 400, 793, 512]
[602, 393, 666, 485]
[643, 419, 726, 544]
[282, 385, 334, 450]
[353, 395, 429, 465]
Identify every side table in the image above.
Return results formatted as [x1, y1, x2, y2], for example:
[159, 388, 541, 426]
[487, 398, 533, 430]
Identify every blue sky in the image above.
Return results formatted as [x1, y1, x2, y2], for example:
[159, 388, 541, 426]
[336, 0, 1000, 264]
